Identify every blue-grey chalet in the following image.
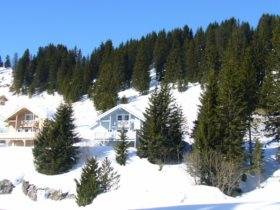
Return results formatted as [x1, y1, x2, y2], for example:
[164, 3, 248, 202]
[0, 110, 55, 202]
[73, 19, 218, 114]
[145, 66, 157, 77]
[91, 104, 145, 147]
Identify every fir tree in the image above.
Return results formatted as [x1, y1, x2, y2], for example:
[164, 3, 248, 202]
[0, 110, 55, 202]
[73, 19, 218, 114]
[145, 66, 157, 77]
[277, 147, 280, 163]
[12, 49, 30, 93]
[32, 120, 54, 173]
[33, 103, 79, 175]
[0, 56, 3, 67]
[8, 15, 280, 116]
[251, 139, 263, 187]
[119, 96, 128, 104]
[4, 55, 11, 68]
[12, 53, 18, 69]
[184, 40, 197, 82]
[99, 157, 120, 192]
[112, 50, 126, 90]
[153, 30, 168, 80]
[131, 42, 150, 94]
[137, 85, 185, 164]
[164, 46, 185, 89]
[254, 14, 274, 85]
[262, 22, 280, 142]
[203, 23, 221, 80]
[115, 128, 129, 165]
[92, 61, 118, 112]
[260, 71, 274, 108]
[193, 28, 206, 81]
[217, 32, 248, 162]
[192, 70, 221, 185]
[75, 157, 101, 207]
[240, 47, 258, 166]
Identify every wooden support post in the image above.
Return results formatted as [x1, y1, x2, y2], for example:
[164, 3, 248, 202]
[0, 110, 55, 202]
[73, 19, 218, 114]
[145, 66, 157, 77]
[134, 131, 138, 148]
[15, 114, 18, 131]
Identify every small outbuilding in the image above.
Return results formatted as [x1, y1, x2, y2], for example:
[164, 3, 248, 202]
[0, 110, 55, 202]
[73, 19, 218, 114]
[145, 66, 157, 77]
[0, 95, 8, 105]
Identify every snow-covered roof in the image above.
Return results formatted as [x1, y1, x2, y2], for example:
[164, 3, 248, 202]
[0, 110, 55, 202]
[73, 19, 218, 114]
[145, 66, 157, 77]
[93, 104, 145, 126]
[4, 104, 53, 121]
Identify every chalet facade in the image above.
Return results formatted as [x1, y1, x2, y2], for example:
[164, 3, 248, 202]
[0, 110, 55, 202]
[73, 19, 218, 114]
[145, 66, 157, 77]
[91, 104, 144, 147]
[0, 107, 46, 146]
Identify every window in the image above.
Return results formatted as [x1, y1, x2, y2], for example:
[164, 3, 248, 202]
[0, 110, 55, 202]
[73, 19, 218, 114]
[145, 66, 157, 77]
[25, 113, 34, 121]
[117, 114, 129, 121]
[117, 129, 128, 133]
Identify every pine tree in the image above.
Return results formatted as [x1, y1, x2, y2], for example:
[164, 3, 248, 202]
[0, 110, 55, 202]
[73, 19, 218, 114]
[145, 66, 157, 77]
[65, 51, 85, 102]
[254, 14, 274, 85]
[0, 56, 3, 67]
[131, 42, 150, 94]
[137, 85, 185, 164]
[262, 22, 280, 142]
[75, 157, 101, 207]
[137, 86, 165, 161]
[33, 104, 79, 175]
[92, 60, 118, 112]
[204, 23, 220, 76]
[4, 55, 11, 68]
[12, 49, 30, 93]
[153, 30, 168, 80]
[239, 47, 258, 166]
[193, 28, 206, 81]
[32, 120, 54, 173]
[251, 139, 263, 187]
[119, 96, 128, 104]
[99, 157, 120, 192]
[164, 46, 184, 88]
[115, 128, 129, 165]
[277, 147, 280, 163]
[192, 70, 221, 185]
[260, 71, 274, 108]
[184, 40, 197, 82]
[193, 70, 220, 151]
[217, 31, 248, 162]
[112, 51, 126, 90]
[12, 53, 18, 69]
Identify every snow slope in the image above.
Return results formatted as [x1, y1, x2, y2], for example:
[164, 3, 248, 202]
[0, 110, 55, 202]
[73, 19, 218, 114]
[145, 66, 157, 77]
[0, 67, 279, 210]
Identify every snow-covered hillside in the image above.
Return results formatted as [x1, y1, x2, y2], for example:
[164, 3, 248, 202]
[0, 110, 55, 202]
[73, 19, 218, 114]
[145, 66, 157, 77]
[0, 67, 279, 210]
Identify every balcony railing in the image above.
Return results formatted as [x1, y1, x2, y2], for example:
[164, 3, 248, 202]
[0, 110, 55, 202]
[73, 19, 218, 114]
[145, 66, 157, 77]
[0, 131, 36, 140]
[117, 121, 130, 129]
[19, 120, 39, 128]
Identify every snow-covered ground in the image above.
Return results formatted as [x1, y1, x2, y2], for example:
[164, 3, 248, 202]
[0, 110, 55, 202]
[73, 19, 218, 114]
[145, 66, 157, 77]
[0, 67, 279, 210]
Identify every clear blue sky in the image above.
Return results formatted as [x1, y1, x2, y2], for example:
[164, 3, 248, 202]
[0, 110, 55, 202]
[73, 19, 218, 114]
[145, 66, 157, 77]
[0, 0, 279, 58]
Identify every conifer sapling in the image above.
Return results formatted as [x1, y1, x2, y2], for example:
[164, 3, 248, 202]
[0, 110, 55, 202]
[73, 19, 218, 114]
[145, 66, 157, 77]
[115, 128, 129, 165]
[75, 157, 101, 207]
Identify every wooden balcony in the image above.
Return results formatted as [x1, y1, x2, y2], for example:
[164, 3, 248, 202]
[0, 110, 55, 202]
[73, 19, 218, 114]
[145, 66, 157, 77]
[117, 121, 130, 129]
[0, 132, 37, 146]
[18, 120, 39, 128]
[0, 131, 36, 141]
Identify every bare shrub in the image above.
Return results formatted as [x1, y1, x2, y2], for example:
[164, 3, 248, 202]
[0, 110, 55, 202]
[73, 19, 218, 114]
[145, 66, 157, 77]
[185, 149, 244, 196]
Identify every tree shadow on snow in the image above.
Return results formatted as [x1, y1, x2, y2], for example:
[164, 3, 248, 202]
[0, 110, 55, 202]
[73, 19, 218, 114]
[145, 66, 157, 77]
[138, 202, 280, 210]
[73, 146, 114, 169]
[241, 146, 280, 193]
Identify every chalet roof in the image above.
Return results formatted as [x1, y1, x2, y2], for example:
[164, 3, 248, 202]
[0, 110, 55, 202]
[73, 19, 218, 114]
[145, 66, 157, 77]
[4, 105, 50, 122]
[92, 104, 145, 128]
